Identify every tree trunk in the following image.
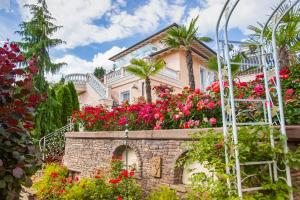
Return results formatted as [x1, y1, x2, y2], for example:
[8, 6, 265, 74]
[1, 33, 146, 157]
[186, 49, 195, 89]
[278, 46, 290, 69]
[145, 77, 152, 104]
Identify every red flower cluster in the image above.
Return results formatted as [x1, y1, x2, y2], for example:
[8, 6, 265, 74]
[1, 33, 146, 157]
[73, 66, 299, 129]
[109, 169, 135, 184]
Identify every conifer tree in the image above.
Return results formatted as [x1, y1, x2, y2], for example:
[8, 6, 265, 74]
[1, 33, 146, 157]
[17, 0, 66, 138]
[56, 86, 73, 125]
[17, 0, 65, 91]
[67, 82, 80, 111]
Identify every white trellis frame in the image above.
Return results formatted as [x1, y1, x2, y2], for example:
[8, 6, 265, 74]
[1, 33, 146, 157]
[216, 0, 299, 199]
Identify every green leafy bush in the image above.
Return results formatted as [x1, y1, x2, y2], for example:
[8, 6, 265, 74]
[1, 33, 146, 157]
[146, 186, 179, 200]
[33, 163, 69, 199]
[33, 159, 142, 200]
[63, 178, 110, 200]
[183, 126, 300, 200]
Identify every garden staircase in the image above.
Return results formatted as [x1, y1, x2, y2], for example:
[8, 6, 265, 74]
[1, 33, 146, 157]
[65, 73, 111, 102]
[39, 122, 74, 163]
[216, 0, 299, 199]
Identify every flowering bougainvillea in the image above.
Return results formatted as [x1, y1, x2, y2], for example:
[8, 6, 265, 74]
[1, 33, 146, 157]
[73, 65, 299, 131]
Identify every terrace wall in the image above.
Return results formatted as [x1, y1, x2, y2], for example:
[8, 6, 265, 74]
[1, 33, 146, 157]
[63, 127, 300, 198]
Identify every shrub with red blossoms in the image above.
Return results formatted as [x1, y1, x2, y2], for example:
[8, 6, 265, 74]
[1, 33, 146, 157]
[73, 64, 300, 130]
[73, 86, 222, 131]
[34, 160, 141, 200]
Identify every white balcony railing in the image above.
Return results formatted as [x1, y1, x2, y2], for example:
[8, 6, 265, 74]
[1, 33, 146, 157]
[65, 73, 108, 98]
[105, 66, 179, 84]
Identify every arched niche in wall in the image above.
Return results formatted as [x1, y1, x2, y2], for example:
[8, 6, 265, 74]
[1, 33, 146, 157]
[112, 145, 142, 178]
[174, 151, 213, 185]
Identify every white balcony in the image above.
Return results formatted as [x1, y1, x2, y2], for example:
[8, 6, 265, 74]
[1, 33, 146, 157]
[105, 66, 179, 84]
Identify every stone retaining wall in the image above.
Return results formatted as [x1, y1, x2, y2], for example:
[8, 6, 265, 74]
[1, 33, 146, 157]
[63, 126, 300, 198]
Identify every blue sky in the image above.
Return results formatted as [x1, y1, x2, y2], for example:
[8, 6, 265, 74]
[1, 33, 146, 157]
[0, 0, 278, 81]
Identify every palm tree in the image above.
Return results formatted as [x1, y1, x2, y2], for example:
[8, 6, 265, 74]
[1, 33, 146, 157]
[163, 16, 213, 89]
[248, 4, 300, 68]
[126, 58, 165, 103]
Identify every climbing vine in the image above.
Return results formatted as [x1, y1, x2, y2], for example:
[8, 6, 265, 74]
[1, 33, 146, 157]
[182, 126, 300, 199]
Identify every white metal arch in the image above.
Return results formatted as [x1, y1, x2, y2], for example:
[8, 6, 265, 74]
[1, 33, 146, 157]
[216, 0, 299, 199]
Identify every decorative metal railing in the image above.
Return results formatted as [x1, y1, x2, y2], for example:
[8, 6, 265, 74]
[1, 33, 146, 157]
[39, 123, 74, 162]
[65, 73, 108, 98]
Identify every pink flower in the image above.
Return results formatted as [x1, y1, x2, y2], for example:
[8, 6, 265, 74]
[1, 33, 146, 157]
[264, 101, 273, 108]
[154, 124, 162, 130]
[182, 105, 191, 116]
[285, 88, 294, 96]
[239, 82, 247, 87]
[173, 114, 181, 120]
[154, 113, 160, 119]
[253, 84, 264, 96]
[197, 100, 205, 110]
[209, 118, 217, 126]
[256, 73, 264, 79]
[206, 102, 215, 110]
[118, 116, 127, 126]
[194, 88, 201, 94]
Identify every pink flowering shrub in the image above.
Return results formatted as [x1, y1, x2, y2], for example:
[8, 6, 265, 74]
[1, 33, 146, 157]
[73, 65, 300, 131]
[73, 86, 222, 131]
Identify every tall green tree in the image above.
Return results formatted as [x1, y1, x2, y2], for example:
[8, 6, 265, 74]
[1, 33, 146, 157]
[56, 86, 73, 125]
[16, 0, 65, 90]
[67, 82, 80, 111]
[163, 16, 212, 89]
[93, 66, 106, 80]
[248, 5, 300, 68]
[34, 88, 62, 139]
[126, 58, 165, 103]
[17, 0, 66, 138]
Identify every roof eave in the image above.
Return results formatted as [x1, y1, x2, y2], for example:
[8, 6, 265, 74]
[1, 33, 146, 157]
[109, 23, 179, 61]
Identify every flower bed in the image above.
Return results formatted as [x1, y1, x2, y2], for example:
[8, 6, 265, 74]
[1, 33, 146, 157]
[73, 65, 300, 131]
[34, 158, 141, 200]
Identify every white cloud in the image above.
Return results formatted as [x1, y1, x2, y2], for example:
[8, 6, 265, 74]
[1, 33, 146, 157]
[184, 0, 280, 36]
[92, 46, 126, 69]
[17, 0, 185, 49]
[46, 46, 125, 82]
[0, 0, 11, 12]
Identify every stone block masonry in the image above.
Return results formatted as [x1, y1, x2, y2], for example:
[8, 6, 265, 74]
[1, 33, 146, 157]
[63, 126, 300, 198]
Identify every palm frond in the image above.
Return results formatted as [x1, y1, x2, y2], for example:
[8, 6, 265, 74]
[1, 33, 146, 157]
[150, 59, 165, 75]
[126, 65, 147, 79]
[198, 36, 213, 43]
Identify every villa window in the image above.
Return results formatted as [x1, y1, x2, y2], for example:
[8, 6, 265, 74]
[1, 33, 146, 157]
[200, 68, 205, 91]
[120, 90, 130, 102]
[200, 68, 215, 91]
